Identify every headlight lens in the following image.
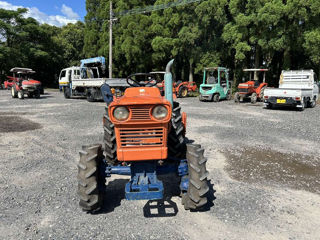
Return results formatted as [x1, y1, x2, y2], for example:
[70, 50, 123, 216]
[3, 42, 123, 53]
[152, 105, 168, 120]
[113, 106, 129, 121]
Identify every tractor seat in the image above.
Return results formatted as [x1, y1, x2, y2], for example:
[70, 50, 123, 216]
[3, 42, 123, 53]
[254, 80, 260, 87]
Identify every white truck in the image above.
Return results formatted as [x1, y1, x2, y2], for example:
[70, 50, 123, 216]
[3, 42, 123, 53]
[263, 70, 319, 111]
[58, 57, 129, 102]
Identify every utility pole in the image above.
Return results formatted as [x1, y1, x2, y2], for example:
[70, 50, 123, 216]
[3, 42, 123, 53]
[109, 1, 114, 79]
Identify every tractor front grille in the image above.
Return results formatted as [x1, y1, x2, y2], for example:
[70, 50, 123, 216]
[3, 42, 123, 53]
[130, 106, 151, 121]
[238, 88, 248, 93]
[119, 127, 164, 147]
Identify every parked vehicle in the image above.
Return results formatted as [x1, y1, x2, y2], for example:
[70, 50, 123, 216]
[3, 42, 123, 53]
[3, 76, 15, 89]
[152, 71, 197, 98]
[10, 68, 43, 99]
[234, 69, 268, 103]
[77, 60, 209, 213]
[59, 57, 129, 102]
[199, 67, 231, 102]
[263, 70, 319, 111]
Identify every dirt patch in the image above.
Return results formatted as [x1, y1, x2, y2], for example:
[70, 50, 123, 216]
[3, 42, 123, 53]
[0, 111, 31, 116]
[224, 148, 320, 194]
[0, 115, 42, 133]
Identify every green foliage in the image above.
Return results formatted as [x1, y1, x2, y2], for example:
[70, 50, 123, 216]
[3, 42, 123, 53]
[0, 8, 84, 87]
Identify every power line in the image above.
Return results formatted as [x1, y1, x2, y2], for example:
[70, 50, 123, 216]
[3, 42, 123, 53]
[116, 0, 202, 17]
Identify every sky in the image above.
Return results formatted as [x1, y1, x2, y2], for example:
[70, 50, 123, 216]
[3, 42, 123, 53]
[0, 0, 86, 27]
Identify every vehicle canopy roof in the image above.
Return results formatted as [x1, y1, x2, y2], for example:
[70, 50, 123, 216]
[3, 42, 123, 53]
[10, 67, 35, 74]
[204, 67, 228, 71]
[243, 69, 268, 72]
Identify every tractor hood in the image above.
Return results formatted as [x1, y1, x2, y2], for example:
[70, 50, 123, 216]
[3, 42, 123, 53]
[22, 79, 41, 86]
[112, 87, 170, 106]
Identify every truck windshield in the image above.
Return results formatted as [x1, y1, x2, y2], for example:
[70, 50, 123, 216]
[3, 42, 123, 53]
[60, 70, 66, 79]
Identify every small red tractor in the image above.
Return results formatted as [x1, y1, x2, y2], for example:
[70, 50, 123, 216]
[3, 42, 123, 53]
[3, 77, 15, 89]
[234, 69, 268, 103]
[151, 71, 197, 98]
[9, 67, 43, 99]
[78, 60, 209, 213]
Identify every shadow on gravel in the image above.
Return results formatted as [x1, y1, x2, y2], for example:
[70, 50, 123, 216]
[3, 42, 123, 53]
[0, 115, 42, 132]
[224, 148, 320, 194]
[97, 179, 128, 214]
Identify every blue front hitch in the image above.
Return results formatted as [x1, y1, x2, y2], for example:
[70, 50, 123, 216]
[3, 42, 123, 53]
[104, 159, 189, 201]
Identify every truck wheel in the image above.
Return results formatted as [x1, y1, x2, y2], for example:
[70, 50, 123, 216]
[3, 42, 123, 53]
[308, 98, 316, 108]
[87, 88, 96, 102]
[182, 144, 209, 210]
[64, 87, 71, 99]
[103, 107, 118, 165]
[251, 93, 257, 104]
[78, 144, 105, 212]
[213, 93, 220, 102]
[18, 90, 24, 99]
[11, 86, 17, 98]
[234, 92, 240, 102]
[265, 103, 273, 109]
[168, 102, 186, 158]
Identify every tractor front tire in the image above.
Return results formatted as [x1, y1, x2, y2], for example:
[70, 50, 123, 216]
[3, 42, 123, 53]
[78, 144, 105, 213]
[34, 90, 40, 99]
[11, 86, 17, 98]
[182, 144, 209, 210]
[168, 102, 186, 158]
[103, 107, 118, 165]
[18, 90, 24, 99]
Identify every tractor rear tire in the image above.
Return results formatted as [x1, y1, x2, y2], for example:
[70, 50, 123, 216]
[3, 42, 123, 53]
[182, 144, 209, 210]
[308, 98, 316, 108]
[178, 86, 188, 98]
[234, 92, 240, 102]
[103, 107, 119, 165]
[251, 93, 257, 104]
[168, 102, 186, 159]
[78, 144, 105, 212]
[11, 86, 17, 98]
[34, 90, 40, 99]
[213, 94, 220, 102]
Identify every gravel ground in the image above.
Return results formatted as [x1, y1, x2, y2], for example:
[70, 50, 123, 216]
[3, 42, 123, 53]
[0, 90, 319, 240]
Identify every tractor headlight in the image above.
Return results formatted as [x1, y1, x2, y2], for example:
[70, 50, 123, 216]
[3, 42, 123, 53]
[113, 107, 129, 121]
[152, 105, 168, 120]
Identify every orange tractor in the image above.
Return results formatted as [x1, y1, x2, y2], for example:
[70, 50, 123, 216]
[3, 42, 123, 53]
[234, 69, 268, 103]
[77, 60, 209, 212]
[151, 71, 197, 98]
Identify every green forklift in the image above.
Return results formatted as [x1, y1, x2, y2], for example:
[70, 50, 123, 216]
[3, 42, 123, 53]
[199, 67, 232, 102]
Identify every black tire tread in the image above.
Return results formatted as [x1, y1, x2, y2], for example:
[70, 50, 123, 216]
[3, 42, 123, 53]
[77, 144, 105, 212]
[103, 107, 119, 165]
[182, 144, 209, 210]
[168, 102, 186, 158]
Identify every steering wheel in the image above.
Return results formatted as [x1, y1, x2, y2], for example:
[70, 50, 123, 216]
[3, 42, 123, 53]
[126, 73, 158, 87]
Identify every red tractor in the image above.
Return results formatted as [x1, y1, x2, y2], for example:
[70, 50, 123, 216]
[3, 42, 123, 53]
[234, 69, 268, 104]
[78, 60, 209, 213]
[3, 77, 15, 89]
[10, 68, 43, 99]
[151, 71, 197, 98]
